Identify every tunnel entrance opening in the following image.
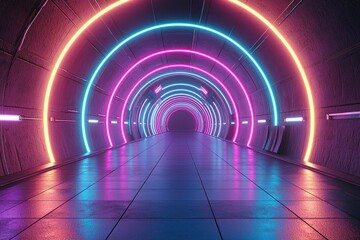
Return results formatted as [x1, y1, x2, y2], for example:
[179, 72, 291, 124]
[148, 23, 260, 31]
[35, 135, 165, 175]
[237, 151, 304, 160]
[167, 110, 197, 132]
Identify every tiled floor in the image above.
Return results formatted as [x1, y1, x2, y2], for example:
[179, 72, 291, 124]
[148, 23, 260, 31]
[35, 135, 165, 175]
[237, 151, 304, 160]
[0, 133, 360, 239]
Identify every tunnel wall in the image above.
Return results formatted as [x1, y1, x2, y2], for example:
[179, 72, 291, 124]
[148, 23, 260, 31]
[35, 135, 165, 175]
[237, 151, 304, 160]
[0, 0, 359, 177]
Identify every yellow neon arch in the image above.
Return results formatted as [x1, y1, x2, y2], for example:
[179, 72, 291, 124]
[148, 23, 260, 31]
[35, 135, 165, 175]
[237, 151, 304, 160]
[228, 0, 315, 162]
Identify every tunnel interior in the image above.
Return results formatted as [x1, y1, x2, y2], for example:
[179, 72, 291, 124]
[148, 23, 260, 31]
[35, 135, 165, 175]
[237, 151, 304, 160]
[0, 0, 359, 180]
[1, 0, 360, 238]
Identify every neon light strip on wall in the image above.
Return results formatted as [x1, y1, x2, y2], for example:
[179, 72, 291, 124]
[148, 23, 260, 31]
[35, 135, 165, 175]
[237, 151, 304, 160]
[284, 117, 304, 122]
[326, 111, 360, 120]
[88, 119, 99, 123]
[0, 114, 21, 121]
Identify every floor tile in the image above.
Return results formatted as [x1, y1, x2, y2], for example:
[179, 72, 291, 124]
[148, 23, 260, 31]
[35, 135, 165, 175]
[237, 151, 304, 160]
[108, 219, 221, 240]
[0, 200, 64, 219]
[304, 219, 360, 240]
[211, 200, 297, 219]
[123, 200, 213, 219]
[206, 189, 273, 201]
[74, 189, 137, 201]
[280, 200, 352, 218]
[46, 200, 130, 219]
[0, 219, 36, 240]
[135, 189, 207, 200]
[217, 219, 325, 240]
[12, 219, 117, 240]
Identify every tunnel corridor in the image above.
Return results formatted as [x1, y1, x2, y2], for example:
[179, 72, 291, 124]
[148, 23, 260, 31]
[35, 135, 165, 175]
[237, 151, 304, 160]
[0, 0, 360, 239]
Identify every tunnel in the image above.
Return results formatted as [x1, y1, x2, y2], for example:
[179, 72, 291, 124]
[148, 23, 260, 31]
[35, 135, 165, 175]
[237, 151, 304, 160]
[0, 0, 360, 239]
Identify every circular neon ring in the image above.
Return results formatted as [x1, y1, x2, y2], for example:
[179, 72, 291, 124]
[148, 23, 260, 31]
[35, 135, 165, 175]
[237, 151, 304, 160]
[105, 49, 253, 146]
[153, 94, 212, 134]
[149, 96, 213, 135]
[161, 105, 203, 133]
[82, 23, 279, 153]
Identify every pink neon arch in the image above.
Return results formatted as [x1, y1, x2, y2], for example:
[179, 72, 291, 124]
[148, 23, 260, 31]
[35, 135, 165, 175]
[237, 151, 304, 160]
[162, 106, 203, 133]
[121, 64, 237, 142]
[152, 97, 213, 135]
[146, 98, 212, 136]
[156, 100, 209, 134]
[106, 49, 254, 147]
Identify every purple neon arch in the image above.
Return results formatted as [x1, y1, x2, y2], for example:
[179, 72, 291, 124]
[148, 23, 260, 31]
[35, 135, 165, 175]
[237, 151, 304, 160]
[105, 49, 254, 147]
[121, 64, 237, 141]
[152, 96, 212, 135]
[145, 97, 212, 136]
[162, 106, 203, 133]
[154, 98, 211, 133]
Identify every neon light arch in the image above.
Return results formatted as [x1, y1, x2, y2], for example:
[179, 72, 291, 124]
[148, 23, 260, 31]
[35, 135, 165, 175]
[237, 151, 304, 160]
[123, 65, 238, 141]
[81, 23, 279, 152]
[149, 95, 214, 135]
[154, 96, 222, 137]
[104, 49, 253, 147]
[157, 89, 221, 131]
[43, 0, 315, 164]
[161, 105, 204, 133]
[128, 68, 234, 114]
[153, 98, 214, 136]
[154, 100, 210, 135]
[153, 85, 227, 137]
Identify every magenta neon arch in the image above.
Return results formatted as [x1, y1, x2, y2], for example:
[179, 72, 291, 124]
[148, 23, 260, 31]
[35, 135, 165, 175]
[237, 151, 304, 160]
[161, 105, 204, 133]
[150, 96, 213, 135]
[156, 101, 208, 134]
[106, 49, 254, 147]
[153, 92, 214, 134]
[122, 64, 237, 138]
[147, 98, 213, 136]
[149, 97, 213, 135]
[157, 96, 226, 136]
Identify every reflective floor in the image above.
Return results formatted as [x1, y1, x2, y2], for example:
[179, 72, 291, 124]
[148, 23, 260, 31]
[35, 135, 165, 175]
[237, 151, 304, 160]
[1, 133, 360, 239]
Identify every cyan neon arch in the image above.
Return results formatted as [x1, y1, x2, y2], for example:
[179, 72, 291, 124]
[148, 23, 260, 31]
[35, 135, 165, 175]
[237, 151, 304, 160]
[158, 98, 216, 135]
[123, 65, 238, 141]
[146, 95, 214, 135]
[129, 70, 233, 114]
[43, 0, 315, 164]
[81, 23, 279, 152]
[140, 83, 230, 137]
[160, 104, 204, 133]
[151, 96, 214, 135]
[158, 89, 224, 133]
